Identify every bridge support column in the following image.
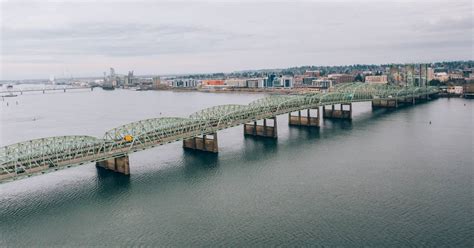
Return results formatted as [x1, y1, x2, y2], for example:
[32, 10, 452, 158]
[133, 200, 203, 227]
[244, 116, 277, 138]
[323, 103, 352, 120]
[183, 133, 218, 153]
[96, 155, 130, 175]
[288, 108, 320, 127]
[372, 99, 398, 108]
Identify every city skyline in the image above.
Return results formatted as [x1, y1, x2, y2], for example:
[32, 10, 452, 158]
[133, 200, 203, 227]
[1, 0, 472, 80]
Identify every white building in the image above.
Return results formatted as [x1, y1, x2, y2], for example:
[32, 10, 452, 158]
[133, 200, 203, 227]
[246, 78, 266, 88]
[275, 76, 293, 88]
[172, 79, 199, 88]
[224, 79, 247, 87]
[447, 86, 463, 94]
[312, 79, 333, 89]
[435, 72, 449, 82]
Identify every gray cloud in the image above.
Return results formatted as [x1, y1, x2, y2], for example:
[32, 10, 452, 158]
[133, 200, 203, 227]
[3, 23, 246, 56]
[1, 0, 472, 80]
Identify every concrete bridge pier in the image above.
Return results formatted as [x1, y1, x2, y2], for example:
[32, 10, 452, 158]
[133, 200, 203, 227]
[372, 99, 398, 108]
[323, 103, 352, 120]
[244, 117, 278, 138]
[183, 133, 218, 153]
[96, 155, 130, 175]
[288, 108, 320, 127]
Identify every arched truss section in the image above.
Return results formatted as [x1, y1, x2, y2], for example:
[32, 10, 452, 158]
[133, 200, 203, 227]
[248, 95, 295, 110]
[105, 117, 198, 140]
[0, 136, 104, 176]
[189, 104, 252, 127]
[103, 117, 208, 151]
[189, 104, 248, 121]
[332, 83, 438, 100]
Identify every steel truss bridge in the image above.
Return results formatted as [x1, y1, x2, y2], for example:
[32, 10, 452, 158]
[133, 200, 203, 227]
[0, 83, 439, 183]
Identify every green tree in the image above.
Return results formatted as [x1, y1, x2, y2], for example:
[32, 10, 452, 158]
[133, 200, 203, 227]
[355, 74, 364, 82]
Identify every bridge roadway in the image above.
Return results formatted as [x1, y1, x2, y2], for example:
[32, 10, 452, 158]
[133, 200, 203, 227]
[0, 83, 439, 183]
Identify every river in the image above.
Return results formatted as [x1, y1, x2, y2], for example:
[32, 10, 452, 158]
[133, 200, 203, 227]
[0, 88, 472, 246]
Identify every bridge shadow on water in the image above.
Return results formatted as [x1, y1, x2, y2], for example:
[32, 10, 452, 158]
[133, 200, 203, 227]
[181, 150, 220, 178]
[240, 136, 279, 163]
[95, 166, 131, 193]
[287, 125, 322, 142]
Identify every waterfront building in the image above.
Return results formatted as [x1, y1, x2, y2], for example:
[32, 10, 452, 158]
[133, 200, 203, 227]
[202, 80, 225, 86]
[224, 79, 247, 87]
[463, 83, 474, 98]
[271, 76, 293, 88]
[435, 72, 449, 82]
[246, 78, 265, 88]
[293, 75, 304, 87]
[303, 77, 318, 85]
[304, 70, 321, 77]
[171, 79, 199, 88]
[312, 79, 333, 91]
[365, 75, 388, 84]
[153, 77, 161, 88]
[447, 86, 463, 95]
[281, 76, 293, 88]
[126, 71, 134, 86]
[328, 74, 354, 84]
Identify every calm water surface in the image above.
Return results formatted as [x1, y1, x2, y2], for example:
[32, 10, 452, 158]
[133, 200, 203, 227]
[0, 88, 473, 246]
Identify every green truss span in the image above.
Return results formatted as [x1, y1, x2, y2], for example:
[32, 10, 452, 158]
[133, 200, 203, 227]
[0, 83, 439, 182]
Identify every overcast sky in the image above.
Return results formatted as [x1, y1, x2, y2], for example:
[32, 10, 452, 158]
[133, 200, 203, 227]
[0, 0, 472, 80]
